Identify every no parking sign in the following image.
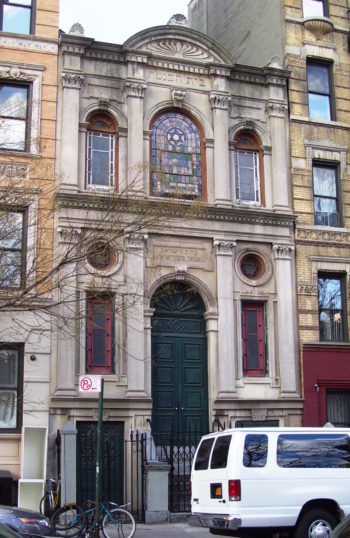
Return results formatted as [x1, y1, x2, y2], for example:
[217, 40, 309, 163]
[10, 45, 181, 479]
[79, 375, 101, 393]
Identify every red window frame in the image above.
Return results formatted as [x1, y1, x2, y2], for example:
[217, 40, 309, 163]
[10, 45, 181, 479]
[242, 302, 265, 376]
[87, 295, 113, 374]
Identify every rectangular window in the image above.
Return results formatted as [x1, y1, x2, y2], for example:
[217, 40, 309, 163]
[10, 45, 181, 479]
[243, 434, 268, 468]
[313, 163, 340, 227]
[86, 131, 115, 187]
[303, 0, 328, 17]
[277, 434, 350, 468]
[210, 435, 232, 469]
[87, 295, 113, 373]
[327, 389, 350, 427]
[0, 83, 29, 151]
[235, 150, 260, 204]
[0, 345, 23, 431]
[0, 210, 26, 288]
[0, 0, 34, 35]
[194, 437, 215, 470]
[307, 60, 334, 121]
[318, 274, 347, 341]
[242, 302, 266, 376]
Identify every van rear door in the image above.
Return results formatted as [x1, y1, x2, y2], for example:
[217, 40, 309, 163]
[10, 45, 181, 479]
[192, 434, 232, 514]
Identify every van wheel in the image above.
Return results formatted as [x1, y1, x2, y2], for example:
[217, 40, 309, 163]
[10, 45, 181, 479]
[294, 509, 337, 538]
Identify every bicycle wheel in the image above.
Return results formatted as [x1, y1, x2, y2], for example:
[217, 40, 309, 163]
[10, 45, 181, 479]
[102, 508, 136, 538]
[51, 504, 85, 537]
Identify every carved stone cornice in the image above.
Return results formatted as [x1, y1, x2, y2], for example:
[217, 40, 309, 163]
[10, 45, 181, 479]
[273, 244, 294, 259]
[171, 88, 186, 107]
[296, 227, 350, 245]
[0, 35, 58, 53]
[61, 72, 84, 89]
[125, 79, 147, 98]
[0, 66, 36, 81]
[0, 162, 29, 180]
[210, 91, 231, 110]
[55, 192, 296, 229]
[266, 101, 287, 118]
[298, 284, 317, 295]
[213, 239, 236, 255]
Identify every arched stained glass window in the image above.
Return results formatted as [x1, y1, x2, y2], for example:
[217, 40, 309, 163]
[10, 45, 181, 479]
[151, 111, 203, 198]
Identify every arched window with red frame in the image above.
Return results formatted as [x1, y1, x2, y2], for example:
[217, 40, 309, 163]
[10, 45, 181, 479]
[151, 110, 206, 199]
[86, 112, 118, 189]
[234, 131, 264, 206]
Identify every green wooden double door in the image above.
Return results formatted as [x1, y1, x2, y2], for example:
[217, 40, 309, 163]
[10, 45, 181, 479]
[151, 284, 209, 435]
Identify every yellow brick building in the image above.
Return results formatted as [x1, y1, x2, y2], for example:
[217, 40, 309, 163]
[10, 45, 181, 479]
[0, 0, 59, 508]
[283, 0, 350, 426]
[189, 0, 350, 426]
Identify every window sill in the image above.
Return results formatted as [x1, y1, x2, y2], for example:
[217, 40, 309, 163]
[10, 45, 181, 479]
[0, 149, 41, 159]
[0, 432, 21, 438]
[290, 115, 350, 130]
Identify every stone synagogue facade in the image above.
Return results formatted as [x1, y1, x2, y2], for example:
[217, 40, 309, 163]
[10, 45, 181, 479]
[49, 18, 302, 507]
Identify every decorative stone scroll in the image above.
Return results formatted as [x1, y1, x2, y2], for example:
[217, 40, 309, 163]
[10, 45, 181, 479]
[298, 284, 317, 295]
[171, 88, 186, 107]
[0, 66, 35, 81]
[145, 39, 213, 61]
[0, 162, 29, 180]
[61, 72, 84, 89]
[251, 408, 267, 421]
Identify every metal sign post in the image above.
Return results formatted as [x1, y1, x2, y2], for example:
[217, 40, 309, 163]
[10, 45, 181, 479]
[79, 375, 103, 537]
[94, 378, 104, 537]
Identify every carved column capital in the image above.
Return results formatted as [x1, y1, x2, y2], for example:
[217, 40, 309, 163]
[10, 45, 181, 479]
[209, 91, 231, 110]
[273, 244, 294, 259]
[266, 101, 287, 118]
[126, 233, 148, 249]
[214, 239, 236, 255]
[125, 79, 147, 98]
[61, 72, 84, 89]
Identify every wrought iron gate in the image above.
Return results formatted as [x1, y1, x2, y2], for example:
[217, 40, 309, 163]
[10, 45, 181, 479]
[148, 430, 203, 513]
[76, 423, 145, 521]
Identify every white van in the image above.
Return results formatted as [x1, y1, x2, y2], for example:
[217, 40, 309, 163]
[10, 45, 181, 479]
[191, 427, 350, 538]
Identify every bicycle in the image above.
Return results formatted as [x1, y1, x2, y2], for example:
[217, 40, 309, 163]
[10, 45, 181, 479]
[51, 499, 136, 538]
[39, 478, 60, 518]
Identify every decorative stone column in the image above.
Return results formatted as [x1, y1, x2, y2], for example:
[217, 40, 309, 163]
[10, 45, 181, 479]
[54, 228, 81, 397]
[125, 79, 147, 191]
[214, 239, 236, 398]
[60, 72, 84, 191]
[144, 307, 155, 397]
[273, 244, 299, 396]
[125, 234, 148, 398]
[210, 91, 232, 206]
[266, 101, 290, 211]
[61, 422, 77, 505]
[204, 311, 219, 416]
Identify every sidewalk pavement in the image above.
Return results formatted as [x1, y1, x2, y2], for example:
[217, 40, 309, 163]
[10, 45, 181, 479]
[135, 521, 210, 537]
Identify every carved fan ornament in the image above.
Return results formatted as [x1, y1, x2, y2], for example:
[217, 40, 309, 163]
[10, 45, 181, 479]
[145, 39, 214, 61]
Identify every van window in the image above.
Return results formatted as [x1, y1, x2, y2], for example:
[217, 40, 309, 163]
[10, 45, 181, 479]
[195, 438, 215, 470]
[277, 434, 350, 468]
[211, 435, 232, 469]
[243, 434, 268, 467]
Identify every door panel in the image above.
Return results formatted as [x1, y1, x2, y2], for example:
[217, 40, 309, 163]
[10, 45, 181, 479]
[151, 286, 208, 437]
